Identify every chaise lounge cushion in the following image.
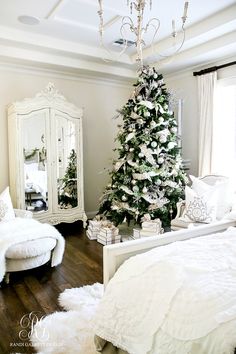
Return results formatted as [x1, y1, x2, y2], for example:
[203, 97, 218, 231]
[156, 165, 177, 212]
[6, 252, 52, 272]
[6, 238, 57, 259]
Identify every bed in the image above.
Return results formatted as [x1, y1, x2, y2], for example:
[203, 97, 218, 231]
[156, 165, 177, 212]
[94, 220, 236, 354]
[24, 162, 47, 202]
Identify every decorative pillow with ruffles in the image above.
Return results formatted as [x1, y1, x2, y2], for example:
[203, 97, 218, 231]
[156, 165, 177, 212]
[0, 187, 15, 222]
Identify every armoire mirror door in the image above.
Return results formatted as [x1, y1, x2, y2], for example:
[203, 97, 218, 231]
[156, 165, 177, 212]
[21, 108, 51, 214]
[55, 111, 80, 211]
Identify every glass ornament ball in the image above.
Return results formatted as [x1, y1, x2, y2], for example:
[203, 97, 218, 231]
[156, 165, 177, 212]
[144, 111, 150, 117]
[131, 179, 137, 185]
[151, 141, 158, 148]
[138, 152, 144, 158]
[132, 186, 139, 193]
[121, 195, 128, 201]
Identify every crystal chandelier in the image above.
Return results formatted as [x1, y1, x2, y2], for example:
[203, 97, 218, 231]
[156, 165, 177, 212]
[97, 0, 189, 66]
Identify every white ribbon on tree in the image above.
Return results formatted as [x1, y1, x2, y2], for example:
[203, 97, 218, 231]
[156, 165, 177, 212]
[113, 159, 125, 172]
[120, 186, 134, 195]
[125, 132, 135, 143]
[133, 171, 158, 181]
[140, 144, 156, 165]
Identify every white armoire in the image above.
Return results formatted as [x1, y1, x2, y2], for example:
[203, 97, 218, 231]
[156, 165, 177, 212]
[8, 83, 87, 226]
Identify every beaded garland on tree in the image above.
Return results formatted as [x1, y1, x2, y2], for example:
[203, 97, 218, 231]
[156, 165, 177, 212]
[99, 66, 188, 227]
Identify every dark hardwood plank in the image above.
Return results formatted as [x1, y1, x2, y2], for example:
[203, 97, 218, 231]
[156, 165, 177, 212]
[0, 221, 103, 354]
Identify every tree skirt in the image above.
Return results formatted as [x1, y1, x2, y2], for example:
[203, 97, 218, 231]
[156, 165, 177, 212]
[30, 283, 103, 354]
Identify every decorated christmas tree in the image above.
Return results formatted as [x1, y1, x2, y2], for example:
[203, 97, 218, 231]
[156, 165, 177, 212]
[58, 149, 78, 208]
[99, 66, 187, 227]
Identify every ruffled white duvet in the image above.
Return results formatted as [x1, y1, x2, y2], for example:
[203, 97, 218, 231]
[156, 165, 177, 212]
[94, 228, 236, 354]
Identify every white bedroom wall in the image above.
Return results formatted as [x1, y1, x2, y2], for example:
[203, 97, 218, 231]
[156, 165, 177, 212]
[165, 72, 198, 176]
[0, 64, 132, 216]
[165, 56, 236, 177]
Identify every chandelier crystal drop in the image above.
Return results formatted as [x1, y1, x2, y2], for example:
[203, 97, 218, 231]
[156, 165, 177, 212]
[97, 0, 189, 67]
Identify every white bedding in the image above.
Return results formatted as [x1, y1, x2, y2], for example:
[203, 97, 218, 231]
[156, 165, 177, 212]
[94, 228, 236, 354]
[26, 169, 47, 199]
[25, 163, 47, 200]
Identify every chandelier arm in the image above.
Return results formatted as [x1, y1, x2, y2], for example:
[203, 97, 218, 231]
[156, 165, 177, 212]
[145, 18, 160, 46]
[119, 23, 132, 56]
[154, 27, 186, 59]
[145, 18, 160, 33]
[122, 15, 134, 26]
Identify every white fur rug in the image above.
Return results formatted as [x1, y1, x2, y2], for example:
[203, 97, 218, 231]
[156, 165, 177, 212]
[31, 283, 104, 354]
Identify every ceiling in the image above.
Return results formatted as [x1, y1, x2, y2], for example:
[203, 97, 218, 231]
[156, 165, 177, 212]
[0, 0, 235, 80]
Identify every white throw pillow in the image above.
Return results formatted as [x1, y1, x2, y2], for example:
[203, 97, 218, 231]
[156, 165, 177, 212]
[224, 192, 236, 220]
[183, 186, 217, 223]
[0, 187, 15, 222]
[189, 175, 232, 220]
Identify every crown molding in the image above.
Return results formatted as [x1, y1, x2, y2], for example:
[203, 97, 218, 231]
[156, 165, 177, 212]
[0, 59, 134, 88]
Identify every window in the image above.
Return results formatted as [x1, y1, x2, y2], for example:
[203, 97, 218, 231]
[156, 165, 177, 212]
[212, 78, 236, 182]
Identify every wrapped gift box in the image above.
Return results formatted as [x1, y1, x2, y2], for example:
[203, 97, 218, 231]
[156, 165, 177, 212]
[88, 219, 102, 230]
[97, 235, 121, 245]
[142, 220, 162, 233]
[97, 236, 121, 245]
[86, 219, 104, 240]
[97, 225, 120, 245]
[133, 228, 159, 238]
[86, 226, 100, 240]
[99, 227, 119, 237]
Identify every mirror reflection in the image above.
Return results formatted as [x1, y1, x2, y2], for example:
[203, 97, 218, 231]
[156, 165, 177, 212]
[23, 113, 48, 212]
[57, 116, 78, 209]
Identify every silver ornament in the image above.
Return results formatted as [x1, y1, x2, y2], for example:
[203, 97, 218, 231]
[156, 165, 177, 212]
[121, 195, 128, 201]
[131, 179, 137, 185]
[151, 141, 157, 148]
[129, 147, 134, 152]
[133, 186, 139, 192]
[142, 187, 148, 193]
[138, 152, 144, 158]
[144, 111, 150, 117]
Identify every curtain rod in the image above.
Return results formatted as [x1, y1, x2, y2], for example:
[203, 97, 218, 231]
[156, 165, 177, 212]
[193, 61, 236, 76]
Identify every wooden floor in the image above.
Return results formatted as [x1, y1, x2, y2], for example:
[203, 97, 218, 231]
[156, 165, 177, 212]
[0, 221, 103, 354]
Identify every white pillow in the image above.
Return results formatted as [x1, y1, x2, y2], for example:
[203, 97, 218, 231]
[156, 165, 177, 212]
[183, 186, 217, 223]
[0, 187, 15, 222]
[189, 175, 232, 220]
[224, 192, 236, 220]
